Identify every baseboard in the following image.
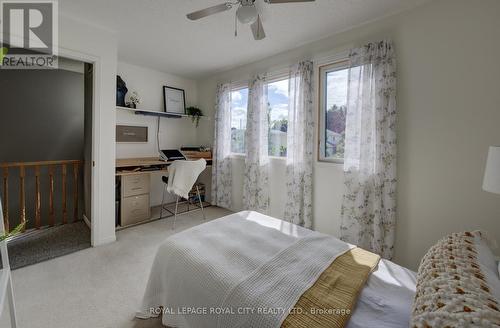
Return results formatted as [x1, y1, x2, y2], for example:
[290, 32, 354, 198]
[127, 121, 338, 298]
[92, 234, 116, 247]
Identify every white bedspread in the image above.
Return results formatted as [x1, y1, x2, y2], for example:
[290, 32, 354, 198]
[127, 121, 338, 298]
[139, 211, 416, 328]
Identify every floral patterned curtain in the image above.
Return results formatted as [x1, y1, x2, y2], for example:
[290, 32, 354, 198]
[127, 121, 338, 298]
[243, 75, 270, 212]
[211, 83, 233, 209]
[283, 61, 314, 228]
[340, 40, 397, 259]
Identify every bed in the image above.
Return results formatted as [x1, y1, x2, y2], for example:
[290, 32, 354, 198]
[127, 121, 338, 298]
[138, 211, 416, 328]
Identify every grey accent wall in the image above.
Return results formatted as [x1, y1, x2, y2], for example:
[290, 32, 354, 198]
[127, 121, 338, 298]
[0, 69, 84, 162]
[0, 68, 85, 229]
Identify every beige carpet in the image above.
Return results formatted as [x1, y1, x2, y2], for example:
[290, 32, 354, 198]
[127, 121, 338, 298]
[11, 206, 233, 328]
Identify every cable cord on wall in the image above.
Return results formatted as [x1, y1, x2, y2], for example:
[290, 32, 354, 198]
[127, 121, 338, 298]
[156, 117, 161, 154]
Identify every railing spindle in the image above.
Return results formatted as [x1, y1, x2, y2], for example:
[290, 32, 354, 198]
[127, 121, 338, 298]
[35, 165, 41, 229]
[19, 166, 26, 231]
[0, 159, 82, 233]
[73, 163, 79, 222]
[48, 165, 55, 226]
[62, 164, 67, 224]
[2, 167, 9, 233]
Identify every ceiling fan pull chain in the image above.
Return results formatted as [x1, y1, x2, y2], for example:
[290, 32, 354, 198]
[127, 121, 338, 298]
[234, 13, 238, 37]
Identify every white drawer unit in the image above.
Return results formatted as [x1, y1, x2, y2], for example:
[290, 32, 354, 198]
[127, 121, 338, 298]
[122, 174, 150, 198]
[120, 173, 151, 227]
[121, 194, 150, 227]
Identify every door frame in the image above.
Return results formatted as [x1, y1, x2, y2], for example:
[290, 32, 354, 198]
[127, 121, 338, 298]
[57, 47, 102, 246]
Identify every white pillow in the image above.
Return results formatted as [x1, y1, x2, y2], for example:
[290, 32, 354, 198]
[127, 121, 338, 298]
[473, 231, 500, 301]
[474, 231, 498, 276]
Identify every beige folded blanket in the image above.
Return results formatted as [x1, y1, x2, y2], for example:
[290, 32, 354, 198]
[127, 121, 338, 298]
[282, 247, 380, 328]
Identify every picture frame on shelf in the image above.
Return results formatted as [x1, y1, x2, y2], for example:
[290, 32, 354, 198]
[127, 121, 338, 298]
[163, 86, 186, 115]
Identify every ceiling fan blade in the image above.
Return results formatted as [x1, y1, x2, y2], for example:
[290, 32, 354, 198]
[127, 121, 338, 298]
[186, 3, 232, 21]
[251, 15, 266, 40]
[264, 0, 315, 3]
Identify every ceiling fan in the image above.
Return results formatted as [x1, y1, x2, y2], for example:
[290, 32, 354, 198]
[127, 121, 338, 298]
[186, 0, 315, 40]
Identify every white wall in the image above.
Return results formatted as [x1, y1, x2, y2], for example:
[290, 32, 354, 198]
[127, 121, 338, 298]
[59, 14, 118, 246]
[115, 62, 200, 206]
[196, 0, 500, 269]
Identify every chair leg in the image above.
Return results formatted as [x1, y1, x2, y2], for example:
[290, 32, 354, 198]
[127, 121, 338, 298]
[172, 196, 179, 230]
[160, 183, 166, 219]
[196, 185, 206, 220]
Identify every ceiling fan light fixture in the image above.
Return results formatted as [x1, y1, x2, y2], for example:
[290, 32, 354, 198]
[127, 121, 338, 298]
[236, 5, 258, 24]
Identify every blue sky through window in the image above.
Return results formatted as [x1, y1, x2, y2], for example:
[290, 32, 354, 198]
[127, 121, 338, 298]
[267, 79, 289, 122]
[231, 88, 248, 130]
[326, 68, 348, 110]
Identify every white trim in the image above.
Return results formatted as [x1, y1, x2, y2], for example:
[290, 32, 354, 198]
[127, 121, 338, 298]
[230, 81, 249, 90]
[95, 234, 116, 245]
[57, 46, 105, 247]
[230, 153, 246, 160]
[230, 154, 286, 162]
[269, 156, 286, 162]
[313, 49, 351, 67]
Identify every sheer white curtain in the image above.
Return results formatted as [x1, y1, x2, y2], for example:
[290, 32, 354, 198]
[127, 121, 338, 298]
[211, 83, 233, 209]
[283, 61, 314, 228]
[243, 75, 270, 212]
[340, 40, 397, 259]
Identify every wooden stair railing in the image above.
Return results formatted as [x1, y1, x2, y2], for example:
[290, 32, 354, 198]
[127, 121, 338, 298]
[0, 160, 83, 233]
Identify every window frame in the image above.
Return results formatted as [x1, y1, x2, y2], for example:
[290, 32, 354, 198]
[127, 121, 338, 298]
[317, 59, 350, 164]
[228, 74, 291, 159]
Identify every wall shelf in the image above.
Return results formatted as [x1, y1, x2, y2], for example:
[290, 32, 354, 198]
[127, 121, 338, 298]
[116, 106, 210, 121]
[116, 106, 186, 119]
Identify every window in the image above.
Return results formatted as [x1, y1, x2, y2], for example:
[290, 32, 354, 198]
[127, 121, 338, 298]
[230, 78, 290, 157]
[267, 77, 289, 157]
[230, 87, 248, 154]
[319, 61, 349, 162]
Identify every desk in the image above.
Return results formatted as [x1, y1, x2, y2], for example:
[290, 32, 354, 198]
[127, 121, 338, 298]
[115, 157, 211, 229]
[116, 157, 172, 176]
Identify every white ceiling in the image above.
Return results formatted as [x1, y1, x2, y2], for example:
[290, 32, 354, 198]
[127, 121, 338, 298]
[59, 0, 427, 79]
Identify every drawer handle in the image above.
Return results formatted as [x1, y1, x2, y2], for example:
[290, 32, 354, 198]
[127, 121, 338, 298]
[131, 187, 142, 191]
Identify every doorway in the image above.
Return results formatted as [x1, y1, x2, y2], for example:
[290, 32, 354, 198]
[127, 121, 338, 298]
[0, 57, 93, 268]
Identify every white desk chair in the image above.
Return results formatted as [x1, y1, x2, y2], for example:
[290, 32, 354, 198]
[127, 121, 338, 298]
[0, 199, 18, 327]
[160, 159, 207, 229]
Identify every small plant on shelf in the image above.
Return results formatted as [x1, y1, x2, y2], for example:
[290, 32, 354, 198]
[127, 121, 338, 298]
[186, 106, 203, 127]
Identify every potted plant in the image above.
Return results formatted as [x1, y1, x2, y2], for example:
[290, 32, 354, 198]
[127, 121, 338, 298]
[186, 107, 203, 127]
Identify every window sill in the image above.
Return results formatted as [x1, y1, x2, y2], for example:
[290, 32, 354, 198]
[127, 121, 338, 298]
[315, 160, 344, 169]
[230, 153, 245, 159]
[229, 154, 286, 161]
